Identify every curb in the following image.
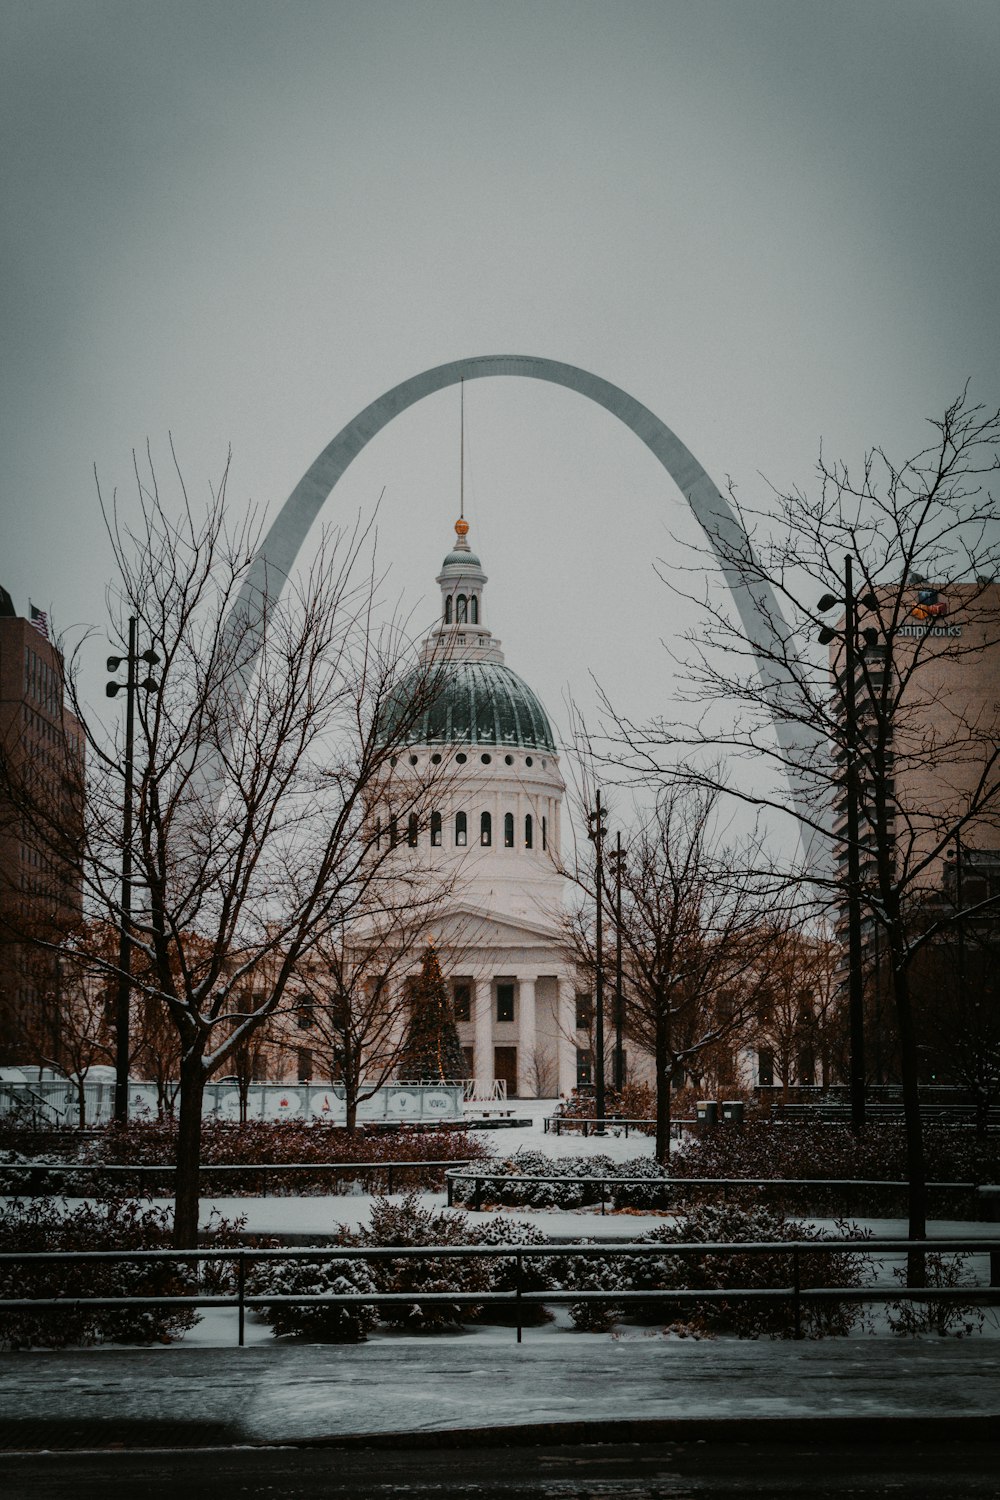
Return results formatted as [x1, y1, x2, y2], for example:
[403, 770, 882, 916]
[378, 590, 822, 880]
[2, 1413, 997, 1453]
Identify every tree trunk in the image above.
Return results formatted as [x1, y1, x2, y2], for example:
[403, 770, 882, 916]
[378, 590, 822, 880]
[891, 954, 927, 1287]
[173, 1049, 206, 1249]
[654, 1010, 671, 1164]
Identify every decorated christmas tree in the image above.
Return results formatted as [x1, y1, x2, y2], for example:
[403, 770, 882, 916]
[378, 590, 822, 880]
[397, 943, 469, 1082]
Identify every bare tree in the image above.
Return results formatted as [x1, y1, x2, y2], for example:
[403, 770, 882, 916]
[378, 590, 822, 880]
[32, 446, 449, 1245]
[605, 391, 1000, 1256]
[568, 782, 780, 1161]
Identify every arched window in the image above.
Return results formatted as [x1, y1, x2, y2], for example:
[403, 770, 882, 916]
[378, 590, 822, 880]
[375, 817, 382, 847]
[456, 594, 468, 623]
[430, 810, 442, 847]
[445, 596, 453, 624]
[480, 811, 492, 846]
[455, 810, 467, 847]
[542, 815, 547, 851]
[407, 813, 419, 847]
[470, 595, 479, 624]
[389, 815, 399, 848]
[504, 812, 514, 847]
[525, 813, 533, 849]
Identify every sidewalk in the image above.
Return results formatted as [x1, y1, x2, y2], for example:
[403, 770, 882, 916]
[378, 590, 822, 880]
[1, 1335, 998, 1450]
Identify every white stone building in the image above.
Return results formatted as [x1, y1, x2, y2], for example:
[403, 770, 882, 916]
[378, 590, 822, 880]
[381, 518, 580, 1098]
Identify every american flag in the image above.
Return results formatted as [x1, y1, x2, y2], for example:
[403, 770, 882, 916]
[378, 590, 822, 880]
[29, 604, 49, 639]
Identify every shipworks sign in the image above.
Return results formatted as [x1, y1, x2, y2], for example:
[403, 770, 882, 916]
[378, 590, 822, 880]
[898, 588, 963, 638]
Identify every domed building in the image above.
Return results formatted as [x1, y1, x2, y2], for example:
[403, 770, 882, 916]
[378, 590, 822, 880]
[383, 519, 579, 1099]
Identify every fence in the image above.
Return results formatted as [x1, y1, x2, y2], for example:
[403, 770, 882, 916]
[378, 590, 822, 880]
[544, 1114, 692, 1139]
[2, 1237, 998, 1345]
[0, 1158, 470, 1196]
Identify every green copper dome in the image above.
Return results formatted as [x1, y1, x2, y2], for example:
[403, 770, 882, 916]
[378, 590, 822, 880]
[390, 660, 556, 751]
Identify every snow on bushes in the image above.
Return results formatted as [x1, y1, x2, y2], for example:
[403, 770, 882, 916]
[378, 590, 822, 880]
[248, 1242, 379, 1343]
[0, 1196, 242, 1349]
[561, 1203, 870, 1338]
[355, 1194, 491, 1332]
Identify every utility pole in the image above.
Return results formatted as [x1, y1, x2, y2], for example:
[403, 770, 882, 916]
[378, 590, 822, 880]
[587, 790, 608, 1131]
[106, 619, 158, 1124]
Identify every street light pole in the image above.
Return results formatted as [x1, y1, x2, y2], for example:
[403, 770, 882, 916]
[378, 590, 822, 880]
[106, 619, 158, 1125]
[611, 832, 625, 1093]
[587, 791, 607, 1131]
[819, 557, 878, 1135]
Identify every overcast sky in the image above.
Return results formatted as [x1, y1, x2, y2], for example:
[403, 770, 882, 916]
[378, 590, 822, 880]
[3, 0, 999, 842]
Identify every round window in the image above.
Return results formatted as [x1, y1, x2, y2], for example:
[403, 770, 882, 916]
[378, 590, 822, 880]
[431, 753, 441, 764]
[525, 756, 533, 767]
[456, 752, 467, 764]
[481, 753, 492, 764]
[409, 754, 418, 765]
[504, 755, 514, 765]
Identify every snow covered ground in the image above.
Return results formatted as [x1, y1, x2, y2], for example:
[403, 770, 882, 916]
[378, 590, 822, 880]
[4, 1099, 998, 1349]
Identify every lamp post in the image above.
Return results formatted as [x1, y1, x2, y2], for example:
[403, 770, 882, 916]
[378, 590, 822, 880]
[608, 833, 625, 1093]
[587, 790, 608, 1131]
[106, 618, 159, 1124]
[818, 557, 878, 1135]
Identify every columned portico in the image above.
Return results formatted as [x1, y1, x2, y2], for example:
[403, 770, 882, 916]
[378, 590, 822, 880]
[473, 976, 494, 1092]
[516, 976, 537, 1097]
[556, 973, 577, 1096]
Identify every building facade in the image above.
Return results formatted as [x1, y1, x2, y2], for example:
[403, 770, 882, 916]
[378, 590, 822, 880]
[0, 588, 85, 1062]
[369, 519, 581, 1097]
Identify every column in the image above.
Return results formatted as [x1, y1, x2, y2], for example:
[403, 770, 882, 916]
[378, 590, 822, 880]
[517, 976, 537, 1097]
[474, 976, 494, 1098]
[556, 973, 577, 1097]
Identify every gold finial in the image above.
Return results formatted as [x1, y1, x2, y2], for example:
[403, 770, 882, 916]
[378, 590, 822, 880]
[455, 518, 470, 537]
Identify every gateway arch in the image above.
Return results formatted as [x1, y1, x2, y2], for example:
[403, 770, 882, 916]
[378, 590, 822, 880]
[225, 355, 820, 848]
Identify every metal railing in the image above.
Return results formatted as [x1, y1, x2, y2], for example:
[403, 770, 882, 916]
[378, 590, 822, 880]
[444, 1167, 981, 1216]
[544, 1114, 693, 1139]
[2, 1238, 998, 1346]
[0, 1159, 472, 1197]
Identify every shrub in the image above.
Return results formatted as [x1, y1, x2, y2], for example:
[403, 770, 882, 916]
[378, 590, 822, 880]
[356, 1193, 491, 1332]
[471, 1215, 555, 1324]
[618, 1202, 871, 1339]
[886, 1251, 990, 1339]
[0, 1120, 493, 1197]
[0, 1196, 202, 1349]
[248, 1242, 379, 1342]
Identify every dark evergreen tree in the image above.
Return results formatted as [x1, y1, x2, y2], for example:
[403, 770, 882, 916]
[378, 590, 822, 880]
[398, 944, 468, 1082]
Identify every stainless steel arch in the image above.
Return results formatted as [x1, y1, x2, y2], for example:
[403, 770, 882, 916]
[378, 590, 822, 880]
[225, 355, 820, 848]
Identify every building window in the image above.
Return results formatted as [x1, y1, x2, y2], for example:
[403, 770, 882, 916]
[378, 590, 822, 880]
[470, 595, 479, 623]
[297, 995, 315, 1030]
[457, 594, 468, 623]
[445, 596, 452, 623]
[297, 1047, 313, 1084]
[576, 1049, 592, 1087]
[524, 813, 533, 849]
[462, 1045, 474, 1077]
[407, 812, 419, 847]
[430, 810, 442, 847]
[575, 992, 592, 1030]
[455, 810, 467, 846]
[453, 983, 471, 1022]
[758, 1048, 774, 1087]
[542, 815, 547, 851]
[389, 815, 398, 847]
[504, 812, 514, 847]
[480, 810, 492, 846]
[496, 983, 515, 1022]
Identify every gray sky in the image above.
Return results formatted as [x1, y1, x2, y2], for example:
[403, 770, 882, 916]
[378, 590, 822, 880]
[3, 0, 999, 838]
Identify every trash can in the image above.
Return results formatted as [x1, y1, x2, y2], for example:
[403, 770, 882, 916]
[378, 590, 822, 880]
[722, 1100, 745, 1125]
[696, 1099, 719, 1130]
